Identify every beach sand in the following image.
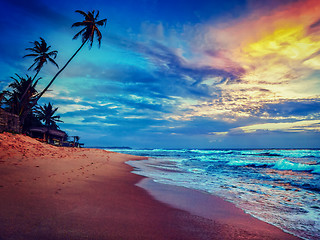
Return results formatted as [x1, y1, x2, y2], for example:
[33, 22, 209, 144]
[0, 132, 300, 239]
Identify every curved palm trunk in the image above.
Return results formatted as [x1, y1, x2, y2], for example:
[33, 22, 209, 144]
[32, 70, 40, 81]
[35, 40, 87, 104]
[20, 70, 40, 102]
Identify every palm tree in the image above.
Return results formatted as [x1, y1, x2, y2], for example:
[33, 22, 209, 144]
[3, 74, 39, 131]
[24, 37, 59, 81]
[22, 38, 58, 102]
[36, 10, 107, 101]
[35, 102, 63, 130]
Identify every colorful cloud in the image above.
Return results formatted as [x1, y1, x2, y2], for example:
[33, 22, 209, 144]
[179, 0, 320, 134]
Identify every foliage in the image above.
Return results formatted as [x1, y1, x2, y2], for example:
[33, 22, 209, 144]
[24, 37, 59, 76]
[2, 74, 40, 132]
[1, 9, 106, 139]
[3, 74, 38, 115]
[35, 102, 63, 130]
[72, 10, 107, 48]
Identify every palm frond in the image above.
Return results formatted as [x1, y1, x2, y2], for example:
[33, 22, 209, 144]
[75, 10, 88, 18]
[48, 58, 59, 68]
[72, 21, 87, 27]
[72, 10, 107, 47]
[24, 37, 59, 72]
[96, 19, 107, 26]
[73, 28, 86, 40]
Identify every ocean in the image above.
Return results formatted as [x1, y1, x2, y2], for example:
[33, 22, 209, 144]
[106, 148, 320, 240]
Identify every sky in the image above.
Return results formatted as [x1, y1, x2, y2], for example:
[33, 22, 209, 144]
[0, 0, 320, 148]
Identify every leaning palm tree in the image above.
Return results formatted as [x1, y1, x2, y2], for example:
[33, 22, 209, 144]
[24, 37, 59, 81]
[35, 102, 63, 130]
[36, 10, 107, 101]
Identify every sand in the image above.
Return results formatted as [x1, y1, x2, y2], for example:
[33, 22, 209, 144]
[0, 132, 301, 239]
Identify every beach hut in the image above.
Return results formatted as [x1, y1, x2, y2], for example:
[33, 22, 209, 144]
[29, 127, 67, 146]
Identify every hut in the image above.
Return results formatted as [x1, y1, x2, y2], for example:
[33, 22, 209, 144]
[0, 108, 21, 133]
[29, 126, 67, 146]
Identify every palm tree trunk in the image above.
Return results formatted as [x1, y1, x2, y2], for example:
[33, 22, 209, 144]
[35, 40, 87, 104]
[20, 70, 40, 103]
[32, 70, 40, 81]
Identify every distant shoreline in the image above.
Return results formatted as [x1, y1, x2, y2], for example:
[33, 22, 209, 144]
[97, 146, 320, 150]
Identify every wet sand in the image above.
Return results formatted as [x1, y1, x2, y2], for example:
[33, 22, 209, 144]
[0, 132, 300, 239]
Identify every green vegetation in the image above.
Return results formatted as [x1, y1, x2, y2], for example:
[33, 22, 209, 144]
[0, 10, 107, 140]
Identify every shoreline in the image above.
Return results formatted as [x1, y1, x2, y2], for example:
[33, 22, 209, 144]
[135, 177, 301, 239]
[0, 133, 301, 239]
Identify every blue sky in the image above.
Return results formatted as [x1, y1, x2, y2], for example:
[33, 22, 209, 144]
[1, 0, 320, 148]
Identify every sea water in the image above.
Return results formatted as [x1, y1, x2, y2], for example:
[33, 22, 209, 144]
[106, 148, 320, 240]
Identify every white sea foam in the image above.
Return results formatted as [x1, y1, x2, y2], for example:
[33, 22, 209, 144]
[123, 149, 320, 240]
[273, 159, 320, 174]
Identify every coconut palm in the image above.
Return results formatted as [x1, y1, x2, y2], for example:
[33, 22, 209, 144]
[21, 38, 58, 102]
[24, 37, 59, 81]
[35, 102, 63, 130]
[36, 10, 107, 101]
[3, 74, 39, 131]
[4, 74, 38, 115]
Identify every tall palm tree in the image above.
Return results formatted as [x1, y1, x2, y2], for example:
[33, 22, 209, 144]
[36, 10, 107, 101]
[22, 38, 59, 102]
[24, 37, 59, 81]
[35, 102, 63, 130]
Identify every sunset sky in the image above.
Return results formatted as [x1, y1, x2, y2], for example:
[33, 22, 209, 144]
[1, 0, 320, 148]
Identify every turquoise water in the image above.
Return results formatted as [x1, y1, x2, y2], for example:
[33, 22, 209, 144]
[107, 148, 320, 240]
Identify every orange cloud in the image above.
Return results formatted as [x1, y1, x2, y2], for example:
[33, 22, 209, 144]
[180, 0, 320, 129]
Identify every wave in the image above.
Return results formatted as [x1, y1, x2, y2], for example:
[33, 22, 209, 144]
[227, 160, 273, 168]
[240, 152, 282, 157]
[258, 152, 282, 157]
[273, 159, 320, 174]
[227, 159, 320, 174]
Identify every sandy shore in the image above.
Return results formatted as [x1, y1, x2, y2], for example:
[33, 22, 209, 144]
[0, 132, 300, 239]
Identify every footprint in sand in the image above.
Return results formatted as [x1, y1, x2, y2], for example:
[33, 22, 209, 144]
[55, 188, 62, 194]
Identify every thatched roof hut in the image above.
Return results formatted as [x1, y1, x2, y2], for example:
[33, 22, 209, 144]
[29, 126, 67, 146]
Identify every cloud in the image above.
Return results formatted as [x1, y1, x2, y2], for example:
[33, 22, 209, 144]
[232, 120, 320, 133]
[161, 0, 320, 124]
[106, 34, 240, 84]
[192, 0, 320, 88]
[264, 100, 320, 117]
